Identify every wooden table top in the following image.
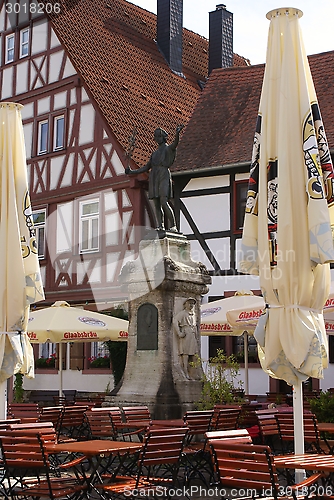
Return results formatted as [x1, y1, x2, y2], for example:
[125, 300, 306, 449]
[46, 439, 142, 457]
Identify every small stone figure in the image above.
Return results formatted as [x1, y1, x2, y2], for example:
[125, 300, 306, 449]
[173, 298, 198, 379]
[125, 125, 184, 231]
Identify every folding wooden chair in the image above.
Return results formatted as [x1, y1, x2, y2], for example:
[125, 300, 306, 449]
[181, 410, 214, 486]
[97, 427, 188, 498]
[209, 441, 323, 500]
[85, 407, 118, 440]
[212, 406, 241, 431]
[39, 406, 63, 432]
[276, 411, 325, 454]
[57, 405, 89, 442]
[0, 432, 87, 500]
[255, 408, 281, 453]
[122, 406, 152, 442]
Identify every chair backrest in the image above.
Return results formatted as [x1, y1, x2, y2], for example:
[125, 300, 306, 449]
[213, 407, 241, 431]
[39, 406, 63, 431]
[6, 423, 58, 445]
[57, 405, 89, 441]
[85, 408, 117, 439]
[183, 410, 214, 444]
[275, 411, 321, 453]
[135, 427, 188, 487]
[205, 428, 252, 444]
[122, 406, 152, 426]
[7, 403, 40, 421]
[209, 441, 280, 498]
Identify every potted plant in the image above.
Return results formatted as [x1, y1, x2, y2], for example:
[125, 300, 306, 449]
[35, 353, 56, 369]
[88, 355, 110, 369]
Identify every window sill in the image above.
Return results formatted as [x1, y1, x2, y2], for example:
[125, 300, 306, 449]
[35, 368, 58, 373]
[82, 368, 112, 374]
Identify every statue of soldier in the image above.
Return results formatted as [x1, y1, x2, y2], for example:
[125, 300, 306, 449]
[125, 125, 184, 231]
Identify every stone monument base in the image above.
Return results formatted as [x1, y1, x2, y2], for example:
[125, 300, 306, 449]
[112, 231, 211, 419]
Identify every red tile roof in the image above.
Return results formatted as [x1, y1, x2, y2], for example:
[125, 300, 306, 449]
[45, 0, 248, 167]
[173, 50, 334, 173]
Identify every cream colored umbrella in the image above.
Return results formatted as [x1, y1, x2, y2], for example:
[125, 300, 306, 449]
[0, 102, 45, 417]
[27, 301, 128, 395]
[238, 7, 334, 464]
[200, 292, 265, 394]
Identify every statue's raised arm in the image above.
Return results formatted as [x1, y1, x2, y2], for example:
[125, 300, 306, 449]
[125, 125, 184, 231]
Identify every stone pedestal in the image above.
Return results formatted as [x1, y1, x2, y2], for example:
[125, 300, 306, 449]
[113, 230, 211, 419]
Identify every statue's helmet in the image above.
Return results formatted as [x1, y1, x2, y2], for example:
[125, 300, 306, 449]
[154, 128, 168, 141]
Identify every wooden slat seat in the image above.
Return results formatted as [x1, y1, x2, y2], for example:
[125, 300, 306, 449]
[122, 406, 152, 441]
[255, 408, 281, 453]
[39, 406, 63, 432]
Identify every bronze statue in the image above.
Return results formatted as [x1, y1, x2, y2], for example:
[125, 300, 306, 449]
[125, 125, 184, 231]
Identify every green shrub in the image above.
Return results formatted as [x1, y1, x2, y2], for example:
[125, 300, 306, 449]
[309, 391, 334, 423]
[191, 349, 244, 410]
[13, 373, 24, 403]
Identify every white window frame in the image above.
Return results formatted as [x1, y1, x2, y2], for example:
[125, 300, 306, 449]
[91, 342, 109, 359]
[20, 28, 29, 58]
[53, 115, 65, 150]
[32, 209, 46, 259]
[39, 343, 56, 359]
[38, 119, 49, 155]
[5, 34, 15, 63]
[79, 199, 100, 253]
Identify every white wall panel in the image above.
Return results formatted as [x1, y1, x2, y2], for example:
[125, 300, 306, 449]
[182, 193, 230, 234]
[105, 191, 118, 211]
[79, 105, 94, 145]
[63, 57, 76, 78]
[38, 96, 50, 115]
[56, 202, 73, 253]
[50, 28, 61, 49]
[189, 240, 213, 270]
[31, 20, 47, 54]
[1, 66, 13, 99]
[21, 102, 34, 120]
[50, 155, 66, 189]
[106, 252, 121, 282]
[111, 150, 124, 175]
[183, 175, 229, 191]
[235, 173, 250, 181]
[54, 91, 67, 109]
[206, 237, 230, 270]
[23, 122, 33, 160]
[106, 213, 120, 245]
[49, 52, 63, 82]
[16, 61, 28, 94]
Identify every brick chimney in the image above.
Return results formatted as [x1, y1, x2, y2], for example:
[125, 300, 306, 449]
[209, 4, 233, 74]
[157, 0, 183, 76]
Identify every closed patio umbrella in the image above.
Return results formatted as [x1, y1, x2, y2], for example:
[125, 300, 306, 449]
[27, 301, 128, 395]
[0, 102, 45, 417]
[238, 7, 334, 462]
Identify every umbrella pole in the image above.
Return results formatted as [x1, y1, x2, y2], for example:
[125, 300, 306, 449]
[0, 380, 7, 419]
[59, 343, 63, 397]
[293, 380, 305, 481]
[243, 332, 249, 396]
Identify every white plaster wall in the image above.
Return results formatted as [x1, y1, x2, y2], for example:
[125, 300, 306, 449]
[23, 371, 114, 393]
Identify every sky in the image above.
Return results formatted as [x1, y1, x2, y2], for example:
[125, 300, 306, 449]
[129, 0, 334, 65]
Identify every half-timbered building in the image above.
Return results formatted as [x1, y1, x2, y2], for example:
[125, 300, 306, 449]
[172, 51, 334, 395]
[0, 0, 250, 394]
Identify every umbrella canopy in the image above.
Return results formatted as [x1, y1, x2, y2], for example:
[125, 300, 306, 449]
[0, 102, 45, 384]
[200, 293, 264, 336]
[200, 292, 265, 395]
[27, 301, 128, 343]
[238, 7, 334, 457]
